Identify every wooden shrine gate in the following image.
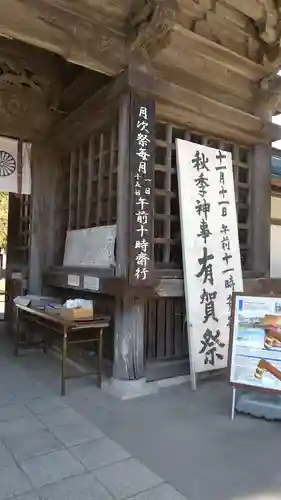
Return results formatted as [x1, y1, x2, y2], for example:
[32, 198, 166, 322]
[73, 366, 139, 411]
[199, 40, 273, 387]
[0, 0, 279, 385]
[49, 111, 253, 380]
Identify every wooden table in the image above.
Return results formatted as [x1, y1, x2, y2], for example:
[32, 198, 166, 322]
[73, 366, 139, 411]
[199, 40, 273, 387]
[14, 304, 110, 396]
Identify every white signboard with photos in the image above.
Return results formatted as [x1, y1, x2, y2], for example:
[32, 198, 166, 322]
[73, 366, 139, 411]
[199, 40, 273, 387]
[176, 140, 243, 384]
[230, 294, 281, 392]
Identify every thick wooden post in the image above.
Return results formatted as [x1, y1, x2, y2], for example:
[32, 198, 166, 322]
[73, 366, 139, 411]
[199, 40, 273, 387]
[28, 143, 61, 294]
[251, 144, 271, 277]
[115, 93, 130, 277]
[112, 89, 155, 383]
[113, 295, 145, 380]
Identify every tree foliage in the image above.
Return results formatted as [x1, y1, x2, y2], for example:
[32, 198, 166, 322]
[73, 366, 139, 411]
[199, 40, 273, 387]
[0, 192, 8, 250]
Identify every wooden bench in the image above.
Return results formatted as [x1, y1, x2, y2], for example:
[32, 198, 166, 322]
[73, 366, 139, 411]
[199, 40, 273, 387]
[14, 303, 110, 396]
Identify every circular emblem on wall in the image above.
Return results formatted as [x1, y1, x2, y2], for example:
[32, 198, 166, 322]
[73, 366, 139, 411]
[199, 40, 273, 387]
[0, 151, 16, 177]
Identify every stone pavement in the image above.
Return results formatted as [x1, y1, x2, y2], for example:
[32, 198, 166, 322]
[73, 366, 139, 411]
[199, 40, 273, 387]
[0, 330, 186, 500]
[2, 326, 281, 500]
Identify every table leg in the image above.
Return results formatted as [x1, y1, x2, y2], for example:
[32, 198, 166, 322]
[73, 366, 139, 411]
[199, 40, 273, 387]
[231, 387, 236, 421]
[43, 331, 48, 354]
[14, 307, 20, 357]
[61, 328, 67, 396]
[98, 328, 103, 389]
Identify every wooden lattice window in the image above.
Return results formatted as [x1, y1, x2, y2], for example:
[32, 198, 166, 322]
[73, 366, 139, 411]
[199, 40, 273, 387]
[154, 123, 251, 271]
[67, 121, 118, 230]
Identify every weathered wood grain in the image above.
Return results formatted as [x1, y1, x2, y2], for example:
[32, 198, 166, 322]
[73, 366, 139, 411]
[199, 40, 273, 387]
[168, 25, 267, 81]
[31, 0, 132, 29]
[29, 143, 61, 293]
[155, 64, 254, 113]
[251, 144, 271, 277]
[0, 0, 127, 75]
[53, 71, 129, 150]
[222, 0, 264, 22]
[128, 67, 276, 144]
[115, 94, 130, 278]
[113, 295, 145, 380]
[156, 100, 276, 145]
[58, 70, 110, 114]
[0, 0, 280, 87]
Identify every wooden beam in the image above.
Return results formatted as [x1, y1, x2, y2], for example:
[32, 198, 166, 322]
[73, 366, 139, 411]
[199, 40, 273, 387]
[222, 0, 264, 22]
[155, 63, 255, 113]
[0, 0, 127, 75]
[128, 67, 275, 143]
[85, 137, 94, 228]
[194, 10, 260, 61]
[54, 63, 281, 151]
[29, 0, 132, 31]
[0, 37, 63, 84]
[0, 86, 52, 142]
[113, 294, 146, 380]
[53, 70, 130, 150]
[157, 50, 254, 101]
[255, 74, 281, 118]
[29, 143, 61, 293]
[251, 144, 271, 277]
[115, 94, 130, 278]
[214, 2, 248, 30]
[168, 25, 267, 81]
[156, 101, 262, 145]
[272, 147, 281, 157]
[264, 121, 281, 142]
[58, 70, 110, 113]
[128, 0, 179, 58]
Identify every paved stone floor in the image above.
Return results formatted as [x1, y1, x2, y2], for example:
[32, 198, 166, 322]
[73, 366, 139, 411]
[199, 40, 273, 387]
[0, 329, 187, 500]
[1, 326, 281, 500]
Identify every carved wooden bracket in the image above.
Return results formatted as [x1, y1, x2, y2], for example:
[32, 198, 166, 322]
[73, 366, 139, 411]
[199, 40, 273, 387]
[256, 0, 280, 45]
[127, 0, 179, 59]
[256, 1, 281, 68]
[0, 59, 43, 92]
[254, 73, 281, 116]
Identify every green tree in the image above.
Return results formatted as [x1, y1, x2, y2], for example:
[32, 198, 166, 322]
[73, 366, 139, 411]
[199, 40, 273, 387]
[0, 192, 8, 250]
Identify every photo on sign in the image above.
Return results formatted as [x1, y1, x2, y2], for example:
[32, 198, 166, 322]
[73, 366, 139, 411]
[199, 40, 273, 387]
[230, 294, 281, 392]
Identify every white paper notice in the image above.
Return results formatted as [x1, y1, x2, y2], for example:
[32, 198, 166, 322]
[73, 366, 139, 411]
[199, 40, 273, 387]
[83, 276, 99, 291]
[67, 275, 79, 287]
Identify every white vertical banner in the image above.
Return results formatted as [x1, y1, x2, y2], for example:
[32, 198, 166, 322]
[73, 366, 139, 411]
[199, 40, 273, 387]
[0, 137, 31, 194]
[176, 140, 243, 375]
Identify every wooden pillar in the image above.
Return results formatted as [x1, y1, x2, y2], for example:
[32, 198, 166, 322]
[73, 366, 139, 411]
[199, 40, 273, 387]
[113, 89, 155, 381]
[250, 143, 271, 277]
[28, 143, 61, 294]
[113, 295, 145, 380]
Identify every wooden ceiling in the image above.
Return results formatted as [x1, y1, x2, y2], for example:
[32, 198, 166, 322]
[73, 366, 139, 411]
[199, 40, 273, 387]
[0, 37, 110, 141]
[1, 1, 281, 112]
[1, 1, 280, 71]
[0, 1, 280, 73]
[1, 0, 281, 143]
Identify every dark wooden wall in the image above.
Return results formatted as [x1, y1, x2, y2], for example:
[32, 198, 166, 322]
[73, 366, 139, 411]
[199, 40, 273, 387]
[152, 123, 252, 274]
[55, 110, 255, 377]
[61, 120, 119, 238]
[142, 123, 252, 373]
[28, 144, 62, 294]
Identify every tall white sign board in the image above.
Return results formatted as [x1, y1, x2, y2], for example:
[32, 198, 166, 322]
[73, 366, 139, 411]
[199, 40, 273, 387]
[176, 140, 243, 387]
